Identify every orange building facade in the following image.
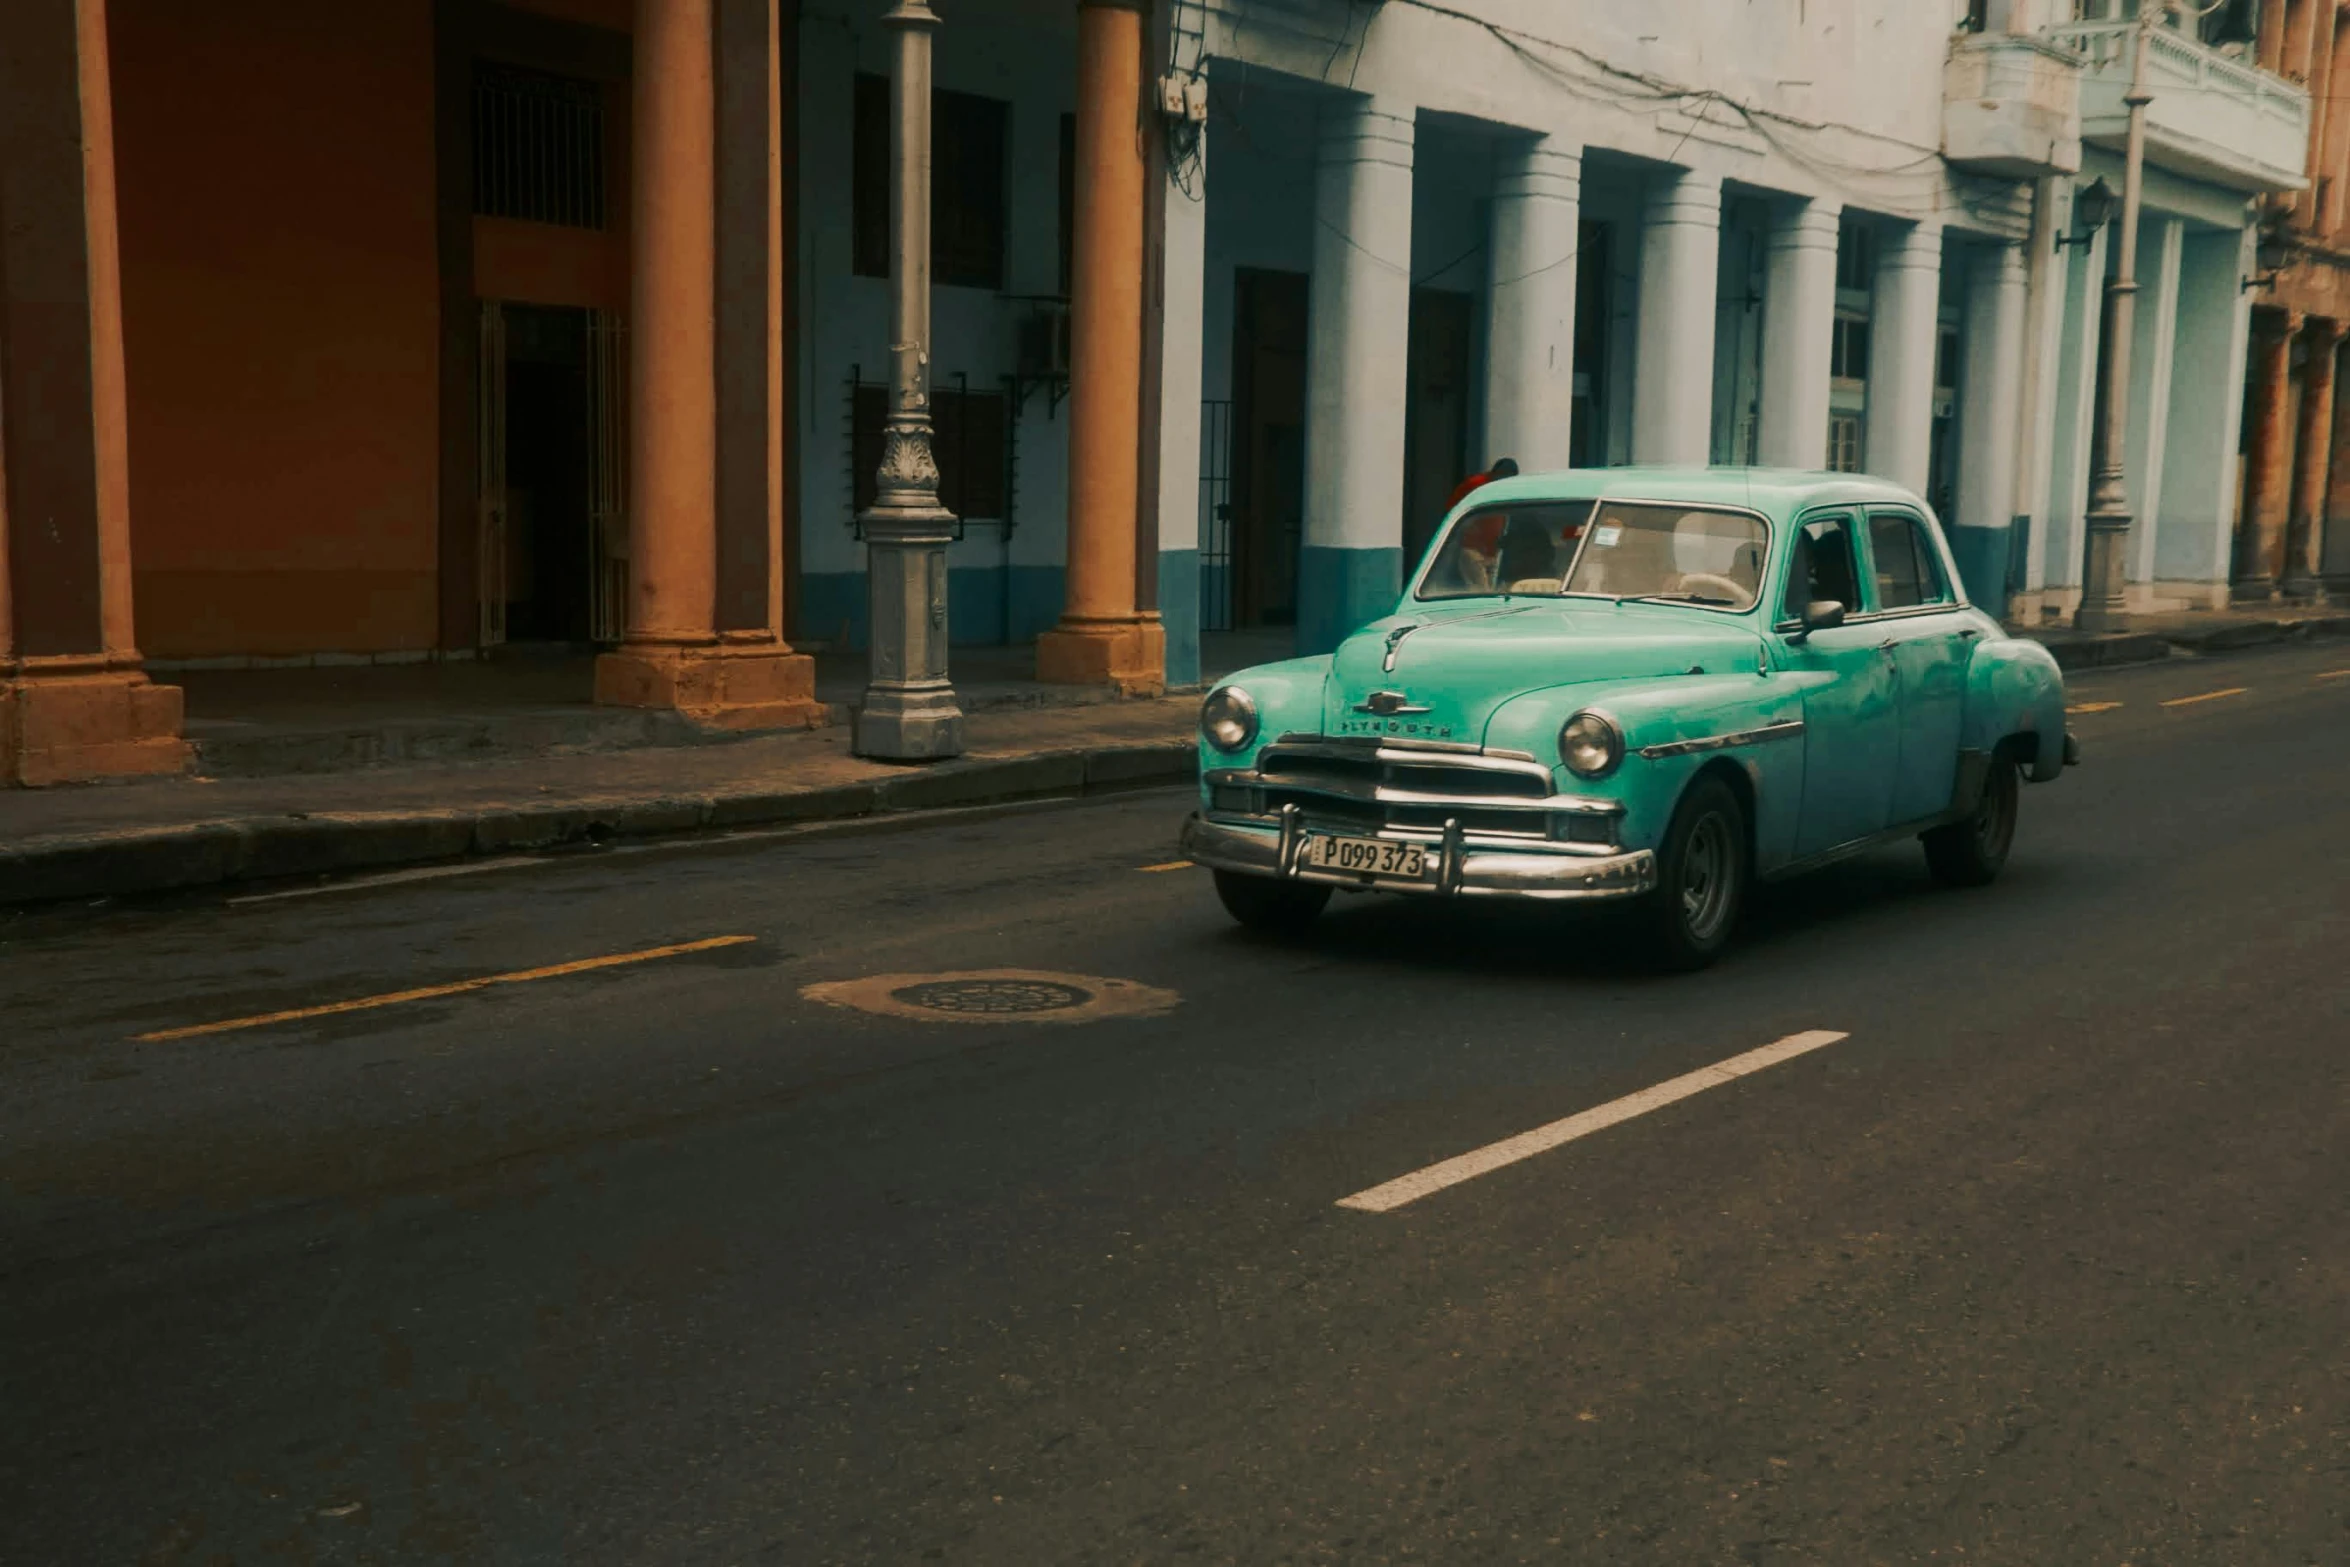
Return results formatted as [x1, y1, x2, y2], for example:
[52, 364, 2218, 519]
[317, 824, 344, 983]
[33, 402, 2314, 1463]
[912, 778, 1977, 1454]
[2241, 0, 2350, 596]
[1, 0, 1176, 786]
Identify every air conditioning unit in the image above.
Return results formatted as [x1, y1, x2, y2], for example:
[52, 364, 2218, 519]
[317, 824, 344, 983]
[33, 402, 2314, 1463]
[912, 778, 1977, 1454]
[1017, 301, 1071, 380]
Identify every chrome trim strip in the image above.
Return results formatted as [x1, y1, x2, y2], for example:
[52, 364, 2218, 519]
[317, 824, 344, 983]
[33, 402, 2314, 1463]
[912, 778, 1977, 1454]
[1248, 776, 1623, 814]
[1261, 739, 1554, 783]
[1635, 718, 1806, 761]
[1353, 690, 1434, 715]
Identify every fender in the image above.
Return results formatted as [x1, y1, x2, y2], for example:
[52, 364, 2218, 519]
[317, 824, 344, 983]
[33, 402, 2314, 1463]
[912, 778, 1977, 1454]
[1963, 636, 2068, 783]
[1484, 669, 1804, 862]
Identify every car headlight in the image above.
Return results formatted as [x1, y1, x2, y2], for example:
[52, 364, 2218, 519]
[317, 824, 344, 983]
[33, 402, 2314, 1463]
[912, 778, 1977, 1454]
[1559, 710, 1624, 779]
[1201, 685, 1259, 753]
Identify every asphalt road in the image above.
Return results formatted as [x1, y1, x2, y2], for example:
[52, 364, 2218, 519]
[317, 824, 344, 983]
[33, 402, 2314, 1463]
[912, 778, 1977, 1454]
[3, 641, 2347, 1566]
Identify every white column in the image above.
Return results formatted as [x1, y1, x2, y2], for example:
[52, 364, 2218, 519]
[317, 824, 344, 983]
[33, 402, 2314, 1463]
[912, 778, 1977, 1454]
[2124, 216, 2185, 591]
[1155, 121, 1208, 686]
[2155, 224, 2258, 603]
[1758, 196, 1840, 469]
[1865, 217, 1944, 495]
[1301, 94, 1414, 654]
[1955, 241, 2029, 608]
[2014, 177, 2067, 604]
[2042, 205, 2110, 597]
[1483, 135, 1580, 474]
[1632, 168, 1722, 464]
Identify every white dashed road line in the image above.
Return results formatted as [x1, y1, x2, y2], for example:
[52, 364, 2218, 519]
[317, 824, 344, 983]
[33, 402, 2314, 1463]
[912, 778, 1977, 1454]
[1335, 1030, 1851, 1214]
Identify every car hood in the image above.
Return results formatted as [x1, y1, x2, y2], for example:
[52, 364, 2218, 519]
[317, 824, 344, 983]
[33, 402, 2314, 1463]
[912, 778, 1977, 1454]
[1320, 601, 1767, 746]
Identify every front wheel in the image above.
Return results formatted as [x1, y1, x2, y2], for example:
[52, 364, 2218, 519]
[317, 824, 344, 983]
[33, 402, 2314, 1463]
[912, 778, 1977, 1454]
[1922, 754, 2018, 888]
[1213, 870, 1331, 935]
[1631, 776, 1748, 972]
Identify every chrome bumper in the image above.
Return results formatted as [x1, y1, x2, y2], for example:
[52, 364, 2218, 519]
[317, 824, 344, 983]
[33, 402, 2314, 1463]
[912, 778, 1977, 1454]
[1179, 812, 1658, 903]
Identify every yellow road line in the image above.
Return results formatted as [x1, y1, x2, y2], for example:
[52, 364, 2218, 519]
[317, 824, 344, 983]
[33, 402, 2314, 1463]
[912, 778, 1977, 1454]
[2316, 668, 2350, 680]
[135, 935, 756, 1043]
[2066, 700, 2122, 714]
[2159, 687, 2248, 708]
[1138, 860, 1196, 873]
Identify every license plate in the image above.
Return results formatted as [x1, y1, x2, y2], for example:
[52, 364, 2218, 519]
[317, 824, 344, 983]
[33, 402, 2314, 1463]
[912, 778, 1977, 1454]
[1304, 834, 1426, 880]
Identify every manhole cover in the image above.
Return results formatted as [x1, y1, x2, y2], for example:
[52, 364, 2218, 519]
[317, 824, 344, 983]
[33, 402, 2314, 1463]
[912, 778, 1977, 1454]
[802, 969, 1180, 1026]
[889, 978, 1094, 1014]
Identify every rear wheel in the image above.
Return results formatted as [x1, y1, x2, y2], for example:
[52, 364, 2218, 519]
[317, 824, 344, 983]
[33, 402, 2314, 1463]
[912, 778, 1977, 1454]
[1632, 776, 1748, 972]
[1923, 754, 2018, 887]
[1213, 870, 1331, 935]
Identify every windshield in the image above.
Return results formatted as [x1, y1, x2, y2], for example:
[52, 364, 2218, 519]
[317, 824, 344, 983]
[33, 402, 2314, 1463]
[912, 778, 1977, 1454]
[1416, 499, 1768, 610]
[1416, 502, 1595, 600]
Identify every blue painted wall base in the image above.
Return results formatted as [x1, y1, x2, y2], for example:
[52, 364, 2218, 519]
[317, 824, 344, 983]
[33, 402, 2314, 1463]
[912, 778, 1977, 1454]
[799, 565, 1067, 651]
[1296, 545, 1402, 656]
[1158, 548, 1201, 688]
[1947, 523, 2013, 624]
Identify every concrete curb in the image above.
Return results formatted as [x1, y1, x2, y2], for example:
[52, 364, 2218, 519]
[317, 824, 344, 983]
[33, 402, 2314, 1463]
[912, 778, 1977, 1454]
[0, 740, 1197, 909]
[2029, 613, 2350, 673]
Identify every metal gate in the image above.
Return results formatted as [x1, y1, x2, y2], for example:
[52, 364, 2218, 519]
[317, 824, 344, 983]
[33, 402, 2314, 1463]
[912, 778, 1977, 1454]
[1199, 399, 1234, 632]
[476, 300, 509, 648]
[587, 309, 629, 645]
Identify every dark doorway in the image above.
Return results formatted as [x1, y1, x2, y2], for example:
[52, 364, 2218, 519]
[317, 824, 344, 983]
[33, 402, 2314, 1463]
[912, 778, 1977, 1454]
[1572, 219, 1611, 468]
[1230, 267, 1309, 627]
[1402, 287, 1475, 572]
[503, 304, 593, 644]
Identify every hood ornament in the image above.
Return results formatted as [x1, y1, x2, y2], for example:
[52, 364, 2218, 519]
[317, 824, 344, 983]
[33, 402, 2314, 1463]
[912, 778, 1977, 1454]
[1381, 622, 1422, 673]
[1354, 690, 1432, 716]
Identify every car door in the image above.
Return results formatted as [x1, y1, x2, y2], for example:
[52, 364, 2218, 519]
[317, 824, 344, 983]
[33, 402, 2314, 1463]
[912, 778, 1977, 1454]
[1775, 511, 1900, 857]
[1867, 509, 1973, 824]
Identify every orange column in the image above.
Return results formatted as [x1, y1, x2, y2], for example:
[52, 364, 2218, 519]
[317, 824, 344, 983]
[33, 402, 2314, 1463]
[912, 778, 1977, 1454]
[2235, 309, 2300, 598]
[2285, 317, 2341, 596]
[0, 0, 187, 786]
[1036, 0, 1165, 695]
[595, 0, 822, 729]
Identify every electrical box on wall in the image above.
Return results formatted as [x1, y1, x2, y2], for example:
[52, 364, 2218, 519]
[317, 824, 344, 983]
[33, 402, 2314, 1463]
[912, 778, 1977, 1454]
[1159, 74, 1207, 123]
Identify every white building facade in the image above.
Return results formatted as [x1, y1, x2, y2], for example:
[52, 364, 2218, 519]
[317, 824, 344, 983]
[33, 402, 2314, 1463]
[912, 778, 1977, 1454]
[793, 0, 2309, 687]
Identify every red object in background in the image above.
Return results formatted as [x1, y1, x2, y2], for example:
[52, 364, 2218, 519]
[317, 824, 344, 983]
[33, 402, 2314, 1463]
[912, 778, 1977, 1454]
[1461, 512, 1506, 554]
[1446, 470, 1497, 511]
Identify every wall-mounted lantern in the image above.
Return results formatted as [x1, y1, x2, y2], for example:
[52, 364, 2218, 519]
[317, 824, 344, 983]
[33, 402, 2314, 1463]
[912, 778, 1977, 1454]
[2055, 177, 2118, 253]
[2243, 229, 2290, 295]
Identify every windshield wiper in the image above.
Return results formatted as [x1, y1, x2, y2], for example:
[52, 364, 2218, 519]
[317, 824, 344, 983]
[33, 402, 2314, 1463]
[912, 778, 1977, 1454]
[1616, 591, 1736, 607]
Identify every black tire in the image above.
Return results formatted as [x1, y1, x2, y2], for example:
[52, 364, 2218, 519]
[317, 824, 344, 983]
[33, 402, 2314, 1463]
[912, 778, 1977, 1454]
[1632, 775, 1749, 972]
[1923, 754, 2019, 888]
[1213, 870, 1331, 934]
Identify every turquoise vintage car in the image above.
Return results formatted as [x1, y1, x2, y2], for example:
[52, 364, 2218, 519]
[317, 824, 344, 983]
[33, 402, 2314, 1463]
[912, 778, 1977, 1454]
[1179, 467, 2080, 968]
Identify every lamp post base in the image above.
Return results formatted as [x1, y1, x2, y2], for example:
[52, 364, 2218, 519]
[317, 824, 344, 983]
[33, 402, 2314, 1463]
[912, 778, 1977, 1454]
[855, 507, 965, 762]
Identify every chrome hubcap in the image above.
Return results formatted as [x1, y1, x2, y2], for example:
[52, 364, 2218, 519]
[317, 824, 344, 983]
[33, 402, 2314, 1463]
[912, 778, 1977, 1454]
[1680, 811, 1735, 941]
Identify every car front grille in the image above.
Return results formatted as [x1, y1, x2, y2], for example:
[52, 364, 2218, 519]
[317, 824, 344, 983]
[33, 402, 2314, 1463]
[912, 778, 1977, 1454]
[1224, 738, 1606, 844]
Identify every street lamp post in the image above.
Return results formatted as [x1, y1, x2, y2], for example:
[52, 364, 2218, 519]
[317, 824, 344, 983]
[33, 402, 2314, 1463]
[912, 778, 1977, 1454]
[2074, 10, 2156, 635]
[855, 0, 965, 760]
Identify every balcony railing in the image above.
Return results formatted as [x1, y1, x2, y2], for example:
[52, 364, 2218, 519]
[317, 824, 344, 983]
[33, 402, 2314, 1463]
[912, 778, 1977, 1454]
[2043, 17, 2308, 192]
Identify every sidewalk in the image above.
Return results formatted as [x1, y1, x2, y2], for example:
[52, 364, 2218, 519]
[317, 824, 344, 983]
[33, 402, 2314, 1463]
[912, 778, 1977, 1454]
[2012, 602, 2350, 671]
[0, 701, 1200, 909]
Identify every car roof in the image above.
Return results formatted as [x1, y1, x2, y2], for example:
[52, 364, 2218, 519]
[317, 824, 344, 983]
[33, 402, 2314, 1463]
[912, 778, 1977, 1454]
[1458, 466, 1931, 522]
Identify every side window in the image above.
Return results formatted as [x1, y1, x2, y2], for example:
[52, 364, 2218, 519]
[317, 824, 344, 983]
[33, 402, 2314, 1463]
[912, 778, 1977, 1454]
[1782, 514, 1863, 621]
[1868, 512, 1952, 610]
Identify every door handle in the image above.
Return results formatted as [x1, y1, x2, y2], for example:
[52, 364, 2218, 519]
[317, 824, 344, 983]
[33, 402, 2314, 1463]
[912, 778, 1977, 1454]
[1957, 627, 1982, 640]
[1877, 638, 1898, 652]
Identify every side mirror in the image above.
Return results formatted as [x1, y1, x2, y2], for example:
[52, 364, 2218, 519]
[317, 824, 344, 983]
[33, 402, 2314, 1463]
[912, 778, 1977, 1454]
[1785, 599, 1846, 643]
